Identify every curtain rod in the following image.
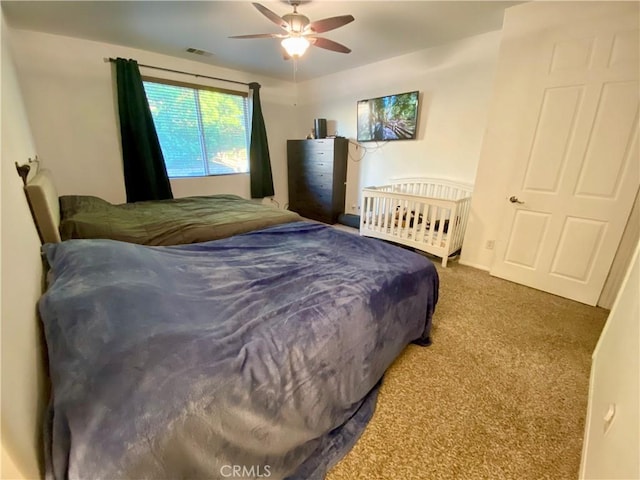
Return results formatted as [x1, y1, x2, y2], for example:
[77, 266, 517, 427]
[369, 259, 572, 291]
[104, 57, 253, 88]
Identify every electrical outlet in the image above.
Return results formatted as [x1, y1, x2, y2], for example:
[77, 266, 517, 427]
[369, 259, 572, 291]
[485, 240, 495, 250]
[351, 204, 357, 212]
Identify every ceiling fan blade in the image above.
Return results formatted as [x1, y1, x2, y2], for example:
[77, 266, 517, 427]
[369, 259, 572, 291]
[229, 33, 285, 39]
[310, 37, 351, 54]
[307, 14, 354, 34]
[252, 3, 290, 31]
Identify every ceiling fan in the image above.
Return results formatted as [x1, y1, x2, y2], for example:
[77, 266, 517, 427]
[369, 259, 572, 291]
[229, 1, 354, 59]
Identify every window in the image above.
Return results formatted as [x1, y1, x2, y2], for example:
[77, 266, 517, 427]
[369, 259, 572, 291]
[143, 78, 250, 178]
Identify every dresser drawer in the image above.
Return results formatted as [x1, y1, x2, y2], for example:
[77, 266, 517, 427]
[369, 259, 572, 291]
[307, 138, 335, 149]
[288, 139, 334, 156]
[290, 181, 333, 202]
[304, 156, 334, 172]
[293, 160, 333, 177]
[289, 199, 333, 223]
[293, 169, 333, 187]
[296, 139, 335, 156]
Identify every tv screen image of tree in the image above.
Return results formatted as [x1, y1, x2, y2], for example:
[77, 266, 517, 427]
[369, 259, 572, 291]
[357, 91, 419, 142]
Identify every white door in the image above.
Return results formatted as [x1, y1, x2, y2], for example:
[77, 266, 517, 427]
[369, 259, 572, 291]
[489, 2, 639, 306]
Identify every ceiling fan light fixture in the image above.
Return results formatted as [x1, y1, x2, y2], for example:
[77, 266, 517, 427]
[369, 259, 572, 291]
[281, 36, 310, 58]
[230, 3, 353, 58]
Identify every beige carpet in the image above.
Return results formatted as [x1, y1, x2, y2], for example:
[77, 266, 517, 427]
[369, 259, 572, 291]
[326, 258, 608, 480]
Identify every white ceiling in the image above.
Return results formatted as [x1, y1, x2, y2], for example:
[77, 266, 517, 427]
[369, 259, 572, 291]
[1, 1, 521, 82]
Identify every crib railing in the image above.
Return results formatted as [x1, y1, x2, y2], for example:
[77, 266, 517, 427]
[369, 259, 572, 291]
[382, 177, 473, 200]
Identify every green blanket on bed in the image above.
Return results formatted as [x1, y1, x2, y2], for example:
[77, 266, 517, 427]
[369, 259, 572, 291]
[59, 194, 302, 245]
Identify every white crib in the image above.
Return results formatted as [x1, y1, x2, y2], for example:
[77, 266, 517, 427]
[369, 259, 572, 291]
[359, 178, 473, 267]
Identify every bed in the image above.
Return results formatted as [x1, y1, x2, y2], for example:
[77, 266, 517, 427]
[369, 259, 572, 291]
[24, 168, 301, 245]
[360, 178, 473, 267]
[40, 220, 439, 479]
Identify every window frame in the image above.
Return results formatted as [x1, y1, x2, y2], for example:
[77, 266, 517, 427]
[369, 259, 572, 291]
[142, 76, 251, 179]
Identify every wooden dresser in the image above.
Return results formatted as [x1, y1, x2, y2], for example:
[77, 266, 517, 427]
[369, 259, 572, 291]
[287, 138, 348, 224]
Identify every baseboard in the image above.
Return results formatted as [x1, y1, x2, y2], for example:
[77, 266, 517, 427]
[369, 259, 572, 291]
[458, 259, 491, 272]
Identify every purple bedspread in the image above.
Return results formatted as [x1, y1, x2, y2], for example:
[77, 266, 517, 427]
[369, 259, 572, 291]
[39, 221, 438, 479]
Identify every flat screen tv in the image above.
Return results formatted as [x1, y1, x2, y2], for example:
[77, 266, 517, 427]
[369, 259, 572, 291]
[357, 90, 419, 142]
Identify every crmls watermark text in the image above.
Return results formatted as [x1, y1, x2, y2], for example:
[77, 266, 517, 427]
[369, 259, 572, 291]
[220, 465, 272, 478]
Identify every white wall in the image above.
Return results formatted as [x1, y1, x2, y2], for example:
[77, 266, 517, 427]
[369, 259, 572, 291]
[1, 443, 27, 480]
[8, 28, 298, 207]
[0, 12, 48, 480]
[598, 190, 640, 309]
[295, 30, 502, 214]
[9, 26, 502, 223]
[580, 242, 640, 479]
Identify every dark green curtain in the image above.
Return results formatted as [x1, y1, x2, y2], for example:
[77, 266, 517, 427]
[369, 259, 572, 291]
[115, 58, 173, 203]
[248, 82, 275, 198]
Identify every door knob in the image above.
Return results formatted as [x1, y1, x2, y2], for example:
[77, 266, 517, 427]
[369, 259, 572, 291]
[509, 196, 524, 204]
